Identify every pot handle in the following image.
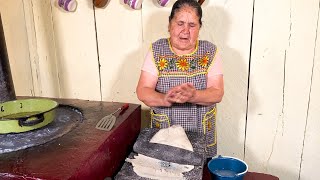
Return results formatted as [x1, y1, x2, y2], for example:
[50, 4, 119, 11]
[198, 0, 205, 5]
[18, 114, 45, 127]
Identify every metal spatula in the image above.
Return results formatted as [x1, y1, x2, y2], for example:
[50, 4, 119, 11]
[95, 103, 129, 131]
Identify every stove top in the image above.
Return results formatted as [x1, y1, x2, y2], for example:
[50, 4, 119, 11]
[0, 105, 83, 154]
[0, 98, 141, 180]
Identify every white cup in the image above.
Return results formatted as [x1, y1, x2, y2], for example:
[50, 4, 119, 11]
[58, 0, 77, 12]
[157, 0, 170, 7]
[123, 0, 143, 10]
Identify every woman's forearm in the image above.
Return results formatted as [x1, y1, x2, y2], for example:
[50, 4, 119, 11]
[189, 87, 224, 106]
[137, 87, 172, 107]
[188, 74, 224, 106]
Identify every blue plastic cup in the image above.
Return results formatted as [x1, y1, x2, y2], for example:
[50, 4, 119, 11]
[208, 155, 248, 180]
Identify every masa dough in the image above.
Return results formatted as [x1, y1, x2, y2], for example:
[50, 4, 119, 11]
[126, 126, 196, 179]
[150, 125, 193, 152]
[126, 154, 194, 180]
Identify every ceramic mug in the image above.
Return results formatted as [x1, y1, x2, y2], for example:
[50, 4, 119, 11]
[123, 0, 143, 10]
[58, 0, 78, 12]
[157, 0, 170, 7]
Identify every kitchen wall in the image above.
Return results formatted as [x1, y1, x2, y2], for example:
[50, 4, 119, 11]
[0, 0, 319, 179]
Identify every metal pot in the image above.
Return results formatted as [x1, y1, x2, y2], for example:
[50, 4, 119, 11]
[0, 98, 58, 134]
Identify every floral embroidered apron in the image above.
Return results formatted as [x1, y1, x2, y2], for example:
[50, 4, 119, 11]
[150, 38, 218, 157]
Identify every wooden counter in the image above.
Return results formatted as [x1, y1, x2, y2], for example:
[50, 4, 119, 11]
[0, 98, 141, 180]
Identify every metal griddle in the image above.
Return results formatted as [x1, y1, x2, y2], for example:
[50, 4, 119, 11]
[0, 105, 83, 154]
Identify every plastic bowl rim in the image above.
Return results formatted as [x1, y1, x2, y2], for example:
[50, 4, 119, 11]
[209, 155, 249, 176]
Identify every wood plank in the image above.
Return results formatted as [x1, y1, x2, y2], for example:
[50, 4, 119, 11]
[300, 5, 320, 179]
[246, 0, 318, 179]
[22, 0, 40, 96]
[0, 0, 33, 96]
[49, 0, 101, 100]
[95, 1, 143, 103]
[200, 0, 253, 159]
[28, 0, 61, 97]
[142, 0, 175, 54]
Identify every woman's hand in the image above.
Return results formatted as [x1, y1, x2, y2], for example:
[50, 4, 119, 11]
[166, 83, 196, 103]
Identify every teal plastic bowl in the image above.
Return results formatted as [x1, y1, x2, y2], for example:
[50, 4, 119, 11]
[208, 155, 248, 180]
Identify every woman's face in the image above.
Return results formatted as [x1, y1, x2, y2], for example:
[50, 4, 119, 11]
[169, 6, 200, 54]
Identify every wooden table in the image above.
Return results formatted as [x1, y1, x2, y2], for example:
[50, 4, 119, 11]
[0, 98, 141, 180]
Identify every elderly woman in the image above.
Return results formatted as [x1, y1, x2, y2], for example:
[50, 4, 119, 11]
[136, 0, 224, 158]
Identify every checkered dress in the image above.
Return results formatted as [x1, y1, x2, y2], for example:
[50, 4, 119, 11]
[150, 38, 218, 157]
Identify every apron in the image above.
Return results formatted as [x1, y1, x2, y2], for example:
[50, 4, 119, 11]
[150, 38, 218, 158]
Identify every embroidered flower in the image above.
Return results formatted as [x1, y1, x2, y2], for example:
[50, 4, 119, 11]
[176, 58, 189, 71]
[158, 58, 168, 70]
[199, 55, 209, 67]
